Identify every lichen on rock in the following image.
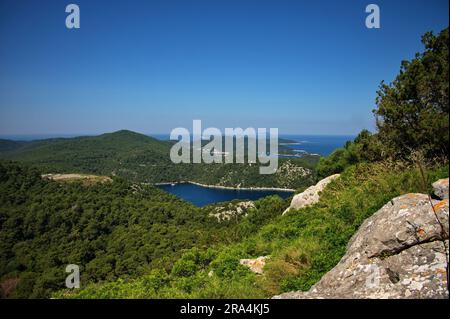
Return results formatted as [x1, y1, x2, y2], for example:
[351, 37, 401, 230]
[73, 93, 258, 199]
[274, 184, 449, 299]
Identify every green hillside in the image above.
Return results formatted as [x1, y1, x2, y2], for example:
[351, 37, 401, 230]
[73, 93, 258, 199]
[0, 160, 290, 298]
[0, 140, 27, 153]
[0, 130, 318, 189]
[0, 130, 171, 175]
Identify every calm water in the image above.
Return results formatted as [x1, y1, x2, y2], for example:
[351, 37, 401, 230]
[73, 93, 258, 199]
[280, 135, 355, 156]
[157, 183, 293, 207]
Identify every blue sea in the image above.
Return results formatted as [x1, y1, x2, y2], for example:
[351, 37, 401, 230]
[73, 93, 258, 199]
[151, 134, 355, 156]
[279, 135, 355, 156]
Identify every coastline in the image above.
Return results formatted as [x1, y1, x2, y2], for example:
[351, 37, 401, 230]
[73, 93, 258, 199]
[154, 181, 295, 192]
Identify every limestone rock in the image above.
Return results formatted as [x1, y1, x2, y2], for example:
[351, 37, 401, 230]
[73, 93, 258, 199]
[283, 174, 340, 215]
[274, 193, 449, 299]
[210, 201, 255, 222]
[433, 178, 449, 200]
[240, 256, 269, 275]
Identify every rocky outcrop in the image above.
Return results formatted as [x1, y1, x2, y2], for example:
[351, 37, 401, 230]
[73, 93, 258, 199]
[283, 174, 340, 215]
[433, 178, 449, 200]
[274, 189, 449, 299]
[240, 256, 269, 274]
[42, 173, 112, 185]
[210, 201, 256, 222]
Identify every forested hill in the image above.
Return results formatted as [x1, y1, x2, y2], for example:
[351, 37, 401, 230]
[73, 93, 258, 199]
[0, 140, 28, 153]
[0, 130, 172, 173]
[0, 130, 318, 189]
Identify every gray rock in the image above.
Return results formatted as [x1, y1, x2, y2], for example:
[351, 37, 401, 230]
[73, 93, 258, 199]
[274, 193, 449, 299]
[283, 174, 340, 215]
[240, 256, 269, 275]
[210, 201, 255, 222]
[433, 178, 449, 200]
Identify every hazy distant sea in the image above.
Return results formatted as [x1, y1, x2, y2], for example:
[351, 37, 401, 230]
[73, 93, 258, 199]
[151, 134, 354, 156]
[279, 135, 354, 156]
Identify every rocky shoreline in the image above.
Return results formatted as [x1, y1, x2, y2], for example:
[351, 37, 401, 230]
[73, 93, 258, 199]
[154, 181, 295, 192]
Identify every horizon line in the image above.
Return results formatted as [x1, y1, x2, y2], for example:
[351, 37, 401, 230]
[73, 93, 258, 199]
[0, 130, 359, 140]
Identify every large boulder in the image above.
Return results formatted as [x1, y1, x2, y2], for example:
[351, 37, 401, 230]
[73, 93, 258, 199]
[433, 178, 449, 200]
[283, 174, 340, 215]
[274, 192, 449, 299]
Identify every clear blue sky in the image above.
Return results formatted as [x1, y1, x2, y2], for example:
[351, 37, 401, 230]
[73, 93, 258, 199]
[0, 0, 448, 136]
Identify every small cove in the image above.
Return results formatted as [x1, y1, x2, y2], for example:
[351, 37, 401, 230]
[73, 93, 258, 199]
[157, 182, 294, 206]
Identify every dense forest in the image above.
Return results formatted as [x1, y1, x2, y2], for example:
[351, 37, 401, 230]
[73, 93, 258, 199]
[0, 161, 211, 297]
[0, 160, 292, 298]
